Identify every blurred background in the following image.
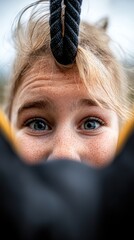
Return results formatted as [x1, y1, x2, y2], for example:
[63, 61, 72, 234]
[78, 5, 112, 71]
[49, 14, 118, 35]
[0, 0, 134, 105]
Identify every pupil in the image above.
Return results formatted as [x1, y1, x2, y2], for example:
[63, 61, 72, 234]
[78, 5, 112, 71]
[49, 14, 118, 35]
[35, 121, 45, 130]
[85, 121, 95, 129]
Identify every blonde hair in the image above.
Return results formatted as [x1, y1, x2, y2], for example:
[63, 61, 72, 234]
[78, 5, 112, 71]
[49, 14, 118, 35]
[5, 0, 133, 122]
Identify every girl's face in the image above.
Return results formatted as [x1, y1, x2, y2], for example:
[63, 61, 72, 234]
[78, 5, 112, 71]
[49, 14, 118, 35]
[10, 57, 119, 167]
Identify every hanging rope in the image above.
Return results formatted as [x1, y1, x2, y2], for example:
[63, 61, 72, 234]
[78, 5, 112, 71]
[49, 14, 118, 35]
[50, 0, 83, 65]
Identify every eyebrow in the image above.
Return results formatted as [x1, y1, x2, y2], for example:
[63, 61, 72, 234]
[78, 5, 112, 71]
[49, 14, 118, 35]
[18, 99, 53, 115]
[73, 98, 109, 110]
[17, 97, 109, 116]
[79, 99, 99, 107]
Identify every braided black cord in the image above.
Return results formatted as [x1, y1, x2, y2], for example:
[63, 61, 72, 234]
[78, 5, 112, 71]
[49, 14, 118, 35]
[50, 0, 83, 65]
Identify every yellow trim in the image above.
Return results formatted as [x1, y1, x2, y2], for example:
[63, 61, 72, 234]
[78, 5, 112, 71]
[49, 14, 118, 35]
[117, 116, 134, 154]
[0, 109, 17, 150]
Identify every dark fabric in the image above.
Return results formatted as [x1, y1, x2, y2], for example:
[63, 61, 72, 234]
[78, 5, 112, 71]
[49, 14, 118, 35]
[97, 129, 134, 239]
[50, 0, 82, 65]
[0, 126, 134, 239]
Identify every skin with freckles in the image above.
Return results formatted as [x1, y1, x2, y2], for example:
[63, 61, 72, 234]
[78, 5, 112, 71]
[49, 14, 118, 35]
[10, 57, 119, 167]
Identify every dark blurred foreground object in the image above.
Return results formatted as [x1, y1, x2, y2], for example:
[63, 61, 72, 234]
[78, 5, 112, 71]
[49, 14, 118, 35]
[0, 113, 134, 239]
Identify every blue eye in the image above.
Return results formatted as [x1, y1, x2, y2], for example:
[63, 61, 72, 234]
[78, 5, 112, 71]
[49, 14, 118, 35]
[26, 118, 50, 131]
[81, 118, 104, 130]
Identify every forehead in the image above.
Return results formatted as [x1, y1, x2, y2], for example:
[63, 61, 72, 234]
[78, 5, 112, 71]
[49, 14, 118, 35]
[22, 56, 81, 83]
[15, 59, 86, 103]
[10, 54, 119, 124]
[12, 55, 112, 111]
[14, 56, 90, 100]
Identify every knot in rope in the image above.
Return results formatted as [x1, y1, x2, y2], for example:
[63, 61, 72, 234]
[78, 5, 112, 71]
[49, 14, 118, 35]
[50, 0, 83, 65]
